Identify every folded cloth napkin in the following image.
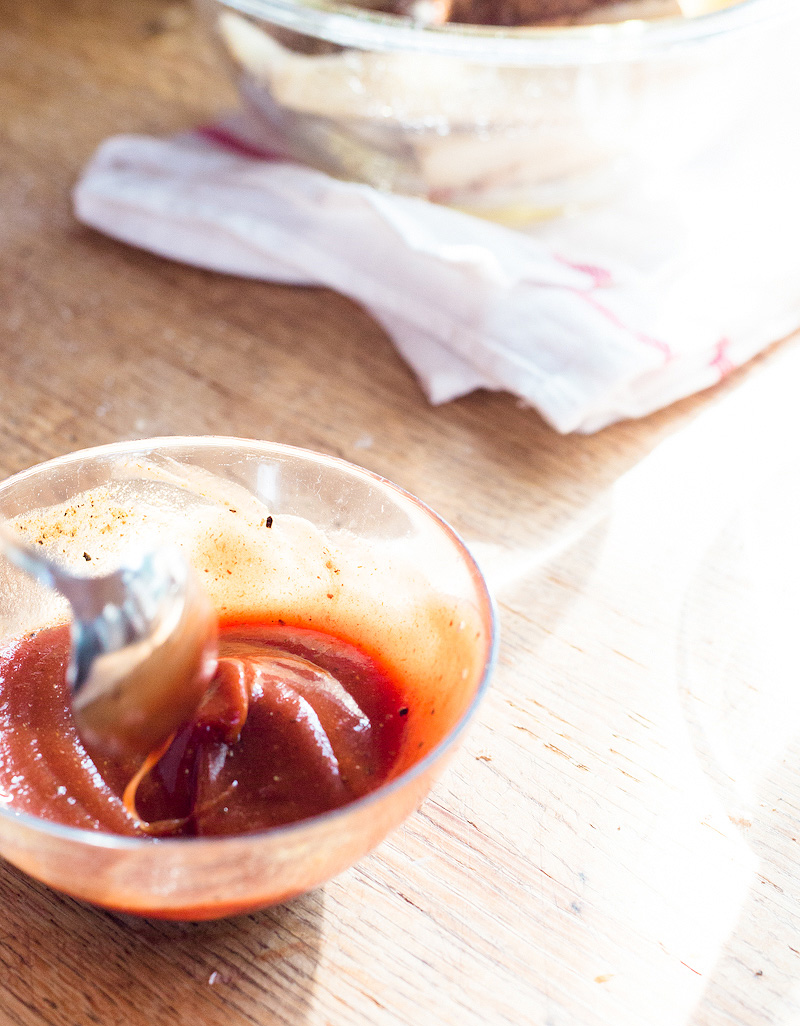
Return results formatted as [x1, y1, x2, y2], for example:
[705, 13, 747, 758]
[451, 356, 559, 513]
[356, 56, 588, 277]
[74, 107, 800, 433]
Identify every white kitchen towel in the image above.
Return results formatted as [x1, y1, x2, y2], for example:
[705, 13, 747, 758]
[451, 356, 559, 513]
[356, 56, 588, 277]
[74, 110, 800, 433]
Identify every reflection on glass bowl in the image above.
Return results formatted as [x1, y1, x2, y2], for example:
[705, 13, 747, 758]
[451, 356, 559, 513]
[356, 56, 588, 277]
[194, 0, 799, 223]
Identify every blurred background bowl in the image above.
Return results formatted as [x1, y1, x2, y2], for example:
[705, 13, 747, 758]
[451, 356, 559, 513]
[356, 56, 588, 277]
[0, 437, 496, 919]
[193, 0, 800, 224]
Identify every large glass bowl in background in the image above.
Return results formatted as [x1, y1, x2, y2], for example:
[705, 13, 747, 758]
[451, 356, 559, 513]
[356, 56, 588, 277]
[0, 438, 495, 919]
[193, 0, 799, 224]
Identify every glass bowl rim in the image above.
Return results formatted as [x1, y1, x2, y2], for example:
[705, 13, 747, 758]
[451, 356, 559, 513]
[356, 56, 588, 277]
[204, 0, 796, 64]
[0, 435, 498, 853]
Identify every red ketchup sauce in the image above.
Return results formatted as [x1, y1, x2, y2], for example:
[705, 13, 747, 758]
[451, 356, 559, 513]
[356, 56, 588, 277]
[0, 622, 410, 837]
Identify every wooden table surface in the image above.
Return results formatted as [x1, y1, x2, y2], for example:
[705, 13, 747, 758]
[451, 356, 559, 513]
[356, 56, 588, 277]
[4, 1, 800, 1023]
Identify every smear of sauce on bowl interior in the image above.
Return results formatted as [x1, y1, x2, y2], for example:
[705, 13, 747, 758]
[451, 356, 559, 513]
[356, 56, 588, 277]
[0, 621, 410, 837]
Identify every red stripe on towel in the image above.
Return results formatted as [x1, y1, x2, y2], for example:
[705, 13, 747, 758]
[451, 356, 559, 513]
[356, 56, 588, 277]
[554, 254, 613, 288]
[574, 290, 673, 360]
[710, 337, 735, 378]
[196, 124, 282, 162]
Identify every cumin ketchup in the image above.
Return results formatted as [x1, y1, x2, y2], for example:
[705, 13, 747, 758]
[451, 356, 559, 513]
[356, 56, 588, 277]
[0, 623, 410, 837]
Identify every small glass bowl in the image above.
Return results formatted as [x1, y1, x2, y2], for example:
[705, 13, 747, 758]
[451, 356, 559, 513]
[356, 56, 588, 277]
[193, 0, 799, 224]
[0, 437, 495, 919]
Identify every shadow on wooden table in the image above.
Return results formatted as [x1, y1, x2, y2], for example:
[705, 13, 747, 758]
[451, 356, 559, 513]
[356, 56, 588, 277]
[0, 858, 325, 1025]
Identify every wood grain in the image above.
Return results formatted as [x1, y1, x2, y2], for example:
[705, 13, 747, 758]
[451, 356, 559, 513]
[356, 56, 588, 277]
[2, 1, 800, 1023]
